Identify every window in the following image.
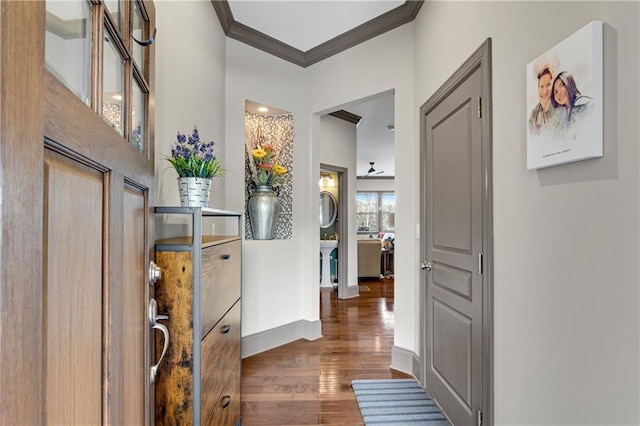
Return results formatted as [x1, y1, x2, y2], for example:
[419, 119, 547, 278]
[356, 192, 395, 234]
[45, 0, 92, 105]
[45, 0, 152, 156]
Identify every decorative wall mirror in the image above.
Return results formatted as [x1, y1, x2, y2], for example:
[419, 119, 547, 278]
[319, 191, 337, 228]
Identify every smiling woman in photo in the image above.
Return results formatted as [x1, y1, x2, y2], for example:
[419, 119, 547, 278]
[551, 71, 592, 127]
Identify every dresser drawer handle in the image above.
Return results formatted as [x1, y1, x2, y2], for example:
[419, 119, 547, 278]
[220, 254, 231, 260]
[221, 324, 231, 334]
[221, 395, 231, 408]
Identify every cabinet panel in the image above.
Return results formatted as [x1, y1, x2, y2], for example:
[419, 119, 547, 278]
[154, 208, 242, 426]
[154, 251, 195, 425]
[201, 240, 241, 336]
[201, 300, 241, 421]
[205, 362, 241, 426]
[44, 152, 103, 424]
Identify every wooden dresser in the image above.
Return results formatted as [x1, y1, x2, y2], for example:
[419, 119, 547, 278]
[153, 207, 242, 425]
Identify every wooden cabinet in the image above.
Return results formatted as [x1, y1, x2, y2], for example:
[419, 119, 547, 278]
[153, 207, 242, 425]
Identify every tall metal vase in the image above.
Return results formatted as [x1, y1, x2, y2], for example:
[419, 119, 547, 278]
[248, 185, 281, 240]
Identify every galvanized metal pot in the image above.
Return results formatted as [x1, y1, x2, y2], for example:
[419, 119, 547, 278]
[248, 185, 281, 239]
[178, 177, 212, 207]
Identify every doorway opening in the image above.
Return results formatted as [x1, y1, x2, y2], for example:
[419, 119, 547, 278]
[317, 89, 395, 303]
[319, 164, 348, 298]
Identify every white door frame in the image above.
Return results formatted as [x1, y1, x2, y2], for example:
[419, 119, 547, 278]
[320, 163, 350, 299]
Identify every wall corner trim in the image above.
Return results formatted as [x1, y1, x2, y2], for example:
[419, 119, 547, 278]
[211, 0, 424, 67]
[391, 345, 420, 378]
[241, 319, 322, 358]
[344, 284, 360, 299]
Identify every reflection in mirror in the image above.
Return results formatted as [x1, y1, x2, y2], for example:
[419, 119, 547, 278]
[319, 191, 337, 229]
[45, 0, 92, 105]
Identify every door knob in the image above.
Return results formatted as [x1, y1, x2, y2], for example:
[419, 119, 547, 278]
[149, 261, 162, 285]
[420, 261, 432, 271]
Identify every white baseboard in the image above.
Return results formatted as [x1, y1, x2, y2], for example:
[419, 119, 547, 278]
[344, 284, 359, 298]
[241, 319, 322, 358]
[391, 345, 420, 378]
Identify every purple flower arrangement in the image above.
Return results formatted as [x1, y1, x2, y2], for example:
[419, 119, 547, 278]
[166, 126, 223, 179]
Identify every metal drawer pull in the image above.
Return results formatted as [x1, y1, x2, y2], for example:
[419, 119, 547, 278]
[220, 254, 231, 260]
[150, 322, 169, 384]
[221, 395, 231, 408]
[221, 324, 231, 334]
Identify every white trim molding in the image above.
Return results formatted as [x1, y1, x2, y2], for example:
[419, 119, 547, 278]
[344, 284, 360, 299]
[241, 319, 322, 358]
[391, 345, 420, 378]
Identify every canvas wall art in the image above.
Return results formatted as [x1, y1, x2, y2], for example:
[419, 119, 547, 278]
[526, 21, 603, 170]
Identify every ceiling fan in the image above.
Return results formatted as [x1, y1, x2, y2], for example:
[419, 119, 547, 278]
[365, 162, 384, 177]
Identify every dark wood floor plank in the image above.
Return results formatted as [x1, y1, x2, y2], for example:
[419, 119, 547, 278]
[241, 277, 409, 425]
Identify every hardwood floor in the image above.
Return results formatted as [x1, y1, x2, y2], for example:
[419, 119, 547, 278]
[241, 277, 410, 425]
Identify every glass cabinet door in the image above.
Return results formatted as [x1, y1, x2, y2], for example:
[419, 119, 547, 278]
[104, 0, 124, 34]
[44, 0, 153, 158]
[45, 0, 92, 106]
[102, 27, 125, 136]
[131, 1, 146, 75]
[131, 76, 147, 153]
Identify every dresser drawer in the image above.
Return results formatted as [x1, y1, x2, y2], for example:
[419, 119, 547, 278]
[201, 300, 240, 421]
[205, 361, 241, 426]
[201, 239, 241, 336]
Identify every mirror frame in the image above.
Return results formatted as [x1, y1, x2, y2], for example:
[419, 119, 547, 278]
[319, 191, 337, 229]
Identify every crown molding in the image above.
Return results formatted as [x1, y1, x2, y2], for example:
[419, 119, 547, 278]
[304, 1, 423, 67]
[211, 0, 424, 68]
[211, 0, 233, 33]
[329, 110, 362, 125]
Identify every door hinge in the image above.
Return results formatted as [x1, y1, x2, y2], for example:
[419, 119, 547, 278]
[478, 252, 483, 275]
[477, 97, 482, 118]
[477, 410, 483, 426]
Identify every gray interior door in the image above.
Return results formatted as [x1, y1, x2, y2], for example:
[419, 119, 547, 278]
[420, 40, 492, 425]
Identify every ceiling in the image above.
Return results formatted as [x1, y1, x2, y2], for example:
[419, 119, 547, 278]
[338, 91, 395, 178]
[216, 1, 423, 177]
[227, 1, 404, 52]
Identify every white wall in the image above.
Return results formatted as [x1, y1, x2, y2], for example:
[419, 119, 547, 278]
[224, 39, 315, 337]
[154, 1, 227, 238]
[153, 2, 640, 423]
[307, 23, 418, 358]
[320, 115, 357, 291]
[222, 23, 416, 354]
[415, 2, 640, 424]
[356, 178, 395, 192]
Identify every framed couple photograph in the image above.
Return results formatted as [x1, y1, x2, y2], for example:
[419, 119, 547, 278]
[526, 21, 603, 170]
